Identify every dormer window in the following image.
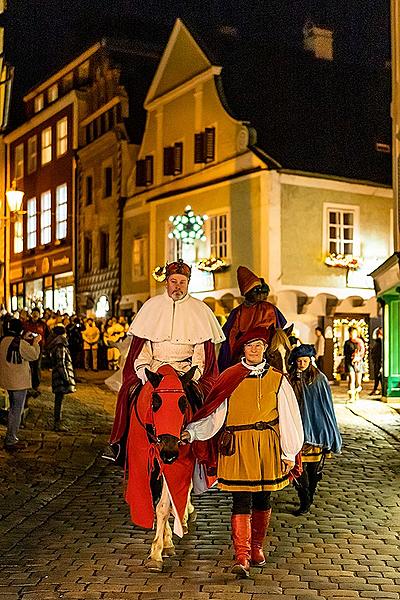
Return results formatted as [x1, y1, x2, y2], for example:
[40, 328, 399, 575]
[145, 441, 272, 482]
[194, 127, 215, 164]
[48, 84, 58, 103]
[34, 94, 44, 113]
[163, 142, 183, 176]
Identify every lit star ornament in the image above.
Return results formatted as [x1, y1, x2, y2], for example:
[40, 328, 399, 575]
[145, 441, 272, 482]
[168, 205, 208, 244]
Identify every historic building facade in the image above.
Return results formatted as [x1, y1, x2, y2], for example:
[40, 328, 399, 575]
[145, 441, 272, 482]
[121, 19, 393, 379]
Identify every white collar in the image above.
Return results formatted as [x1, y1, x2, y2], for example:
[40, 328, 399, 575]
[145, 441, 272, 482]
[163, 290, 191, 305]
[241, 357, 267, 376]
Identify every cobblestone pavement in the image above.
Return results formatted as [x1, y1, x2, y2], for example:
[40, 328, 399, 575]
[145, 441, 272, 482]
[0, 372, 399, 600]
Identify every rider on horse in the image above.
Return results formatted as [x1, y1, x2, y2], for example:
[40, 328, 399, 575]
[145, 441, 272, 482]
[218, 266, 287, 371]
[109, 259, 225, 461]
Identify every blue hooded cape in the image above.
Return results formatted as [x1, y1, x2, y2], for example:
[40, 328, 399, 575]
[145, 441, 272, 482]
[300, 372, 342, 454]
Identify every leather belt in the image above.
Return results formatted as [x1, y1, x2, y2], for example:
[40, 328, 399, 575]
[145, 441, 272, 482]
[226, 417, 279, 432]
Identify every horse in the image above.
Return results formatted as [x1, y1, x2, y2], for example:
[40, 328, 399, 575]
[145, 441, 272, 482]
[266, 325, 294, 374]
[124, 364, 199, 572]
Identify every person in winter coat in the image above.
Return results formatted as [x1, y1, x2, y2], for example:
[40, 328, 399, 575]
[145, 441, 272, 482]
[288, 344, 342, 516]
[46, 325, 76, 431]
[0, 318, 41, 450]
[82, 318, 100, 371]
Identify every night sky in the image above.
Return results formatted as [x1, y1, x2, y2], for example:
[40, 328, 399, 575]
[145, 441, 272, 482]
[4, 0, 390, 127]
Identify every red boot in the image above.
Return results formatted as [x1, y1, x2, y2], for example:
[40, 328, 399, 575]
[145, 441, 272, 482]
[251, 508, 272, 566]
[231, 514, 251, 577]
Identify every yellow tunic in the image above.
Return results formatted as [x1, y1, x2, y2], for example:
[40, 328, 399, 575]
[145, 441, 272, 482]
[218, 368, 289, 492]
[302, 444, 332, 463]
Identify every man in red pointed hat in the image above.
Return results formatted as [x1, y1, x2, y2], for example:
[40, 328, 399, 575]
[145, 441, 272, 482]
[109, 259, 225, 463]
[182, 327, 303, 578]
[218, 266, 287, 371]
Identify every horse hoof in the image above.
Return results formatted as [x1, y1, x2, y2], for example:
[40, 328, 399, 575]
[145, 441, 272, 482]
[188, 508, 197, 523]
[162, 547, 176, 557]
[146, 559, 163, 572]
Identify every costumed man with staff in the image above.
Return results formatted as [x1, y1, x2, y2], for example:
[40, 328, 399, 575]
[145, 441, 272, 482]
[109, 259, 225, 463]
[288, 344, 342, 516]
[182, 327, 303, 578]
[218, 266, 287, 372]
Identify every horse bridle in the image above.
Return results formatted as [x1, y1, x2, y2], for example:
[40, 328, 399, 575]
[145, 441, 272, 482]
[133, 386, 191, 446]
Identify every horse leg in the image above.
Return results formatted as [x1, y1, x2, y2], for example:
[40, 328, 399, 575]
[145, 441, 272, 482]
[182, 483, 197, 535]
[148, 479, 170, 571]
[162, 519, 175, 557]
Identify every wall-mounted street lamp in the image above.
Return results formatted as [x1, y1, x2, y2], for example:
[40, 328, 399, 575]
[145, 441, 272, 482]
[3, 179, 25, 218]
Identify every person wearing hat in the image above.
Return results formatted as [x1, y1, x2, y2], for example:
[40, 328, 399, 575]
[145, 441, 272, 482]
[0, 318, 41, 450]
[109, 259, 225, 463]
[181, 327, 303, 578]
[288, 344, 342, 516]
[46, 325, 76, 431]
[218, 266, 287, 371]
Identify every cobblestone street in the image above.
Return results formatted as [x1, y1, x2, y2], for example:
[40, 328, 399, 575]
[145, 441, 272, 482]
[0, 372, 399, 600]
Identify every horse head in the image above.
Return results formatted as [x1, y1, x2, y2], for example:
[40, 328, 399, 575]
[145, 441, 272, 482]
[266, 327, 293, 374]
[145, 364, 197, 465]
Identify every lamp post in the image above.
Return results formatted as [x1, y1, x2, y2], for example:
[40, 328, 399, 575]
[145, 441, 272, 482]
[1, 180, 25, 312]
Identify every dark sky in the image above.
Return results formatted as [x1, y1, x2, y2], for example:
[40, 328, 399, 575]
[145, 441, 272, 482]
[4, 0, 390, 123]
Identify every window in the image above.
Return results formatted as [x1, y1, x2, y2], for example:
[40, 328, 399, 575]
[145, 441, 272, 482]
[15, 143, 24, 179]
[40, 190, 52, 244]
[209, 213, 229, 259]
[325, 205, 360, 256]
[56, 184, 68, 240]
[78, 60, 90, 82]
[194, 127, 215, 163]
[132, 237, 147, 280]
[136, 155, 153, 186]
[27, 197, 37, 249]
[41, 127, 52, 165]
[34, 94, 44, 113]
[104, 166, 112, 197]
[86, 175, 93, 205]
[163, 142, 183, 176]
[56, 116, 68, 157]
[48, 83, 58, 103]
[13, 216, 23, 254]
[84, 235, 92, 273]
[62, 72, 73, 93]
[99, 230, 109, 269]
[27, 136, 37, 174]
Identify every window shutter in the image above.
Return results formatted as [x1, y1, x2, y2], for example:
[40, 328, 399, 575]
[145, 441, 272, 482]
[145, 155, 154, 185]
[204, 127, 215, 163]
[163, 147, 174, 176]
[174, 142, 183, 175]
[136, 159, 146, 186]
[194, 133, 204, 163]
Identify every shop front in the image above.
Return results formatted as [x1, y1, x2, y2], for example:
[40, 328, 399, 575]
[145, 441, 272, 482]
[371, 253, 400, 398]
[10, 248, 75, 315]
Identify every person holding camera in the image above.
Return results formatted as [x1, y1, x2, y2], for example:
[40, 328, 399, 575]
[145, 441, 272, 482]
[0, 318, 41, 450]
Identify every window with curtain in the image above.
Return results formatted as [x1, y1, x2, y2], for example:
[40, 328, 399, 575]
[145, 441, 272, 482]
[56, 117, 68, 157]
[41, 127, 52, 165]
[40, 190, 52, 244]
[27, 197, 37, 249]
[56, 183, 68, 240]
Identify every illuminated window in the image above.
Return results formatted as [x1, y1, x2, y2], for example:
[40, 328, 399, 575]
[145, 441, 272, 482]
[56, 116, 68, 157]
[48, 83, 58, 103]
[40, 190, 52, 244]
[27, 197, 37, 249]
[209, 213, 229, 259]
[27, 136, 37, 173]
[132, 237, 147, 280]
[325, 206, 360, 256]
[13, 216, 23, 254]
[15, 143, 24, 179]
[34, 94, 44, 113]
[41, 127, 52, 165]
[56, 183, 67, 240]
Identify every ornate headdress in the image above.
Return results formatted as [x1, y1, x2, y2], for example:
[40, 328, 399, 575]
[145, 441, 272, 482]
[165, 259, 191, 280]
[237, 266, 262, 296]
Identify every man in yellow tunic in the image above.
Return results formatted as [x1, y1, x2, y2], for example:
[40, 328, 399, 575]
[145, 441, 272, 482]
[182, 327, 303, 578]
